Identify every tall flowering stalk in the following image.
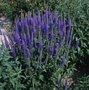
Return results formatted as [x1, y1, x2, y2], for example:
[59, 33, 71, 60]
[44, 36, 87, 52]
[4, 9, 73, 67]
[0, 28, 2, 35]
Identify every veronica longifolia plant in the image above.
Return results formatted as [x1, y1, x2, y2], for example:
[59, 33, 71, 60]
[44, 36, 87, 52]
[4, 9, 73, 68]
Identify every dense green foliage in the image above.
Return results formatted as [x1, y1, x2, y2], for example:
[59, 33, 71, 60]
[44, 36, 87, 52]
[0, 46, 25, 90]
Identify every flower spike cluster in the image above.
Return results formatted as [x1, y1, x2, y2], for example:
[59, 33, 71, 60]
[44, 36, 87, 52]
[4, 9, 73, 67]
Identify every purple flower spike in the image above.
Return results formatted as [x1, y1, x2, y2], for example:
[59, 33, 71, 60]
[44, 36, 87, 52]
[45, 22, 49, 36]
[27, 13, 32, 26]
[4, 35, 9, 48]
[33, 18, 36, 37]
[68, 36, 72, 48]
[75, 39, 79, 50]
[45, 54, 48, 65]
[55, 43, 59, 56]
[4, 35, 10, 48]
[15, 32, 20, 47]
[34, 15, 38, 30]
[26, 47, 30, 58]
[21, 13, 25, 29]
[9, 34, 14, 46]
[41, 21, 45, 34]
[26, 31, 31, 47]
[11, 46, 16, 58]
[55, 42, 60, 52]
[59, 19, 64, 30]
[22, 40, 30, 65]
[23, 34, 27, 45]
[45, 9, 49, 24]
[49, 14, 53, 31]
[48, 9, 51, 18]
[25, 20, 29, 31]
[44, 9, 49, 35]
[59, 19, 64, 39]
[53, 10, 58, 25]
[21, 40, 27, 57]
[39, 36, 43, 51]
[63, 18, 66, 36]
[68, 29, 73, 48]
[15, 19, 19, 33]
[31, 32, 34, 48]
[25, 48, 31, 66]
[68, 18, 72, 30]
[0, 28, 2, 35]
[38, 10, 42, 26]
[61, 54, 66, 65]
[50, 14, 53, 24]
[50, 28, 54, 40]
[49, 45, 54, 56]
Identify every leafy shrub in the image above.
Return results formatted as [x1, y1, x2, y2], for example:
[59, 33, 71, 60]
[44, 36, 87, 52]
[0, 46, 25, 90]
[3, 9, 75, 89]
